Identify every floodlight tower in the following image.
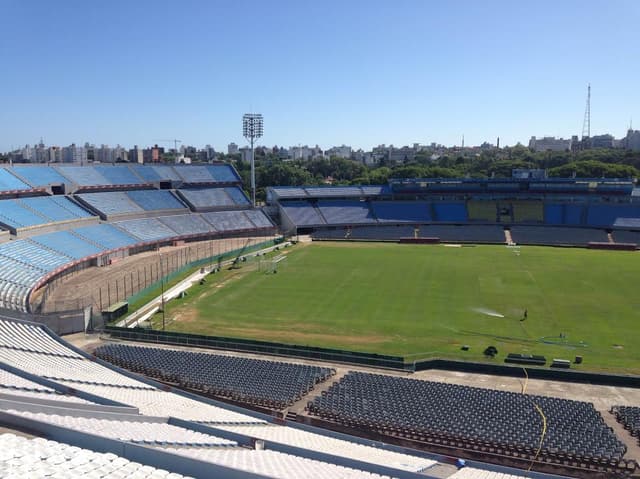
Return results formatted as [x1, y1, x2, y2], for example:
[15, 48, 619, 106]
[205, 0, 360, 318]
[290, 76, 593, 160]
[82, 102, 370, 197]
[243, 113, 264, 207]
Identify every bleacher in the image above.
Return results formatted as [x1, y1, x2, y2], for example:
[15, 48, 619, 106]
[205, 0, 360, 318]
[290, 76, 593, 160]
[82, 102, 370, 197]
[0, 196, 94, 230]
[30, 231, 104, 260]
[10, 165, 69, 187]
[432, 203, 468, 222]
[72, 224, 140, 250]
[371, 201, 431, 223]
[509, 226, 609, 246]
[126, 189, 187, 211]
[611, 230, 640, 245]
[0, 168, 31, 192]
[77, 190, 188, 218]
[611, 406, 640, 446]
[308, 371, 626, 469]
[157, 214, 214, 236]
[0, 317, 449, 478]
[511, 200, 544, 223]
[201, 211, 258, 232]
[317, 200, 375, 224]
[280, 201, 326, 226]
[179, 187, 249, 210]
[95, 343, 335, 410]
[467, 200, 496, 222]
[424, 225, 505, 243]
[57, 165, 112, 186]
[92, 165, 144, 185]
[113, 217, 177, 242]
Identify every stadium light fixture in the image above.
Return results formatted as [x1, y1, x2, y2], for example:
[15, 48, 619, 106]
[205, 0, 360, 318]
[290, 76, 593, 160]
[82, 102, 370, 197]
[243, 113, 263, 207]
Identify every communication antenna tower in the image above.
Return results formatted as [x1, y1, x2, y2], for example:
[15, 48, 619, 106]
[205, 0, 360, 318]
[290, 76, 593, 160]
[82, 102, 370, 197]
[581, 83, 591, 140]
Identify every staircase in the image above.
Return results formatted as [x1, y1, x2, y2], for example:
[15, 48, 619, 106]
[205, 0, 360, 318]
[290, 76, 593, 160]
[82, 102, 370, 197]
[504, 228, 515, 245]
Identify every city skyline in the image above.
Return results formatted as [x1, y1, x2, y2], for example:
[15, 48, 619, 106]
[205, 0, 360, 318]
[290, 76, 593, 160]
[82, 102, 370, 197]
[1, 0, 638, 153]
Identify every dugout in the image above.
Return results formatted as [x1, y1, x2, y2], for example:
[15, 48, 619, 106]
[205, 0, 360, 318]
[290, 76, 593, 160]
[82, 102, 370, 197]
[102, 301, 128, 321]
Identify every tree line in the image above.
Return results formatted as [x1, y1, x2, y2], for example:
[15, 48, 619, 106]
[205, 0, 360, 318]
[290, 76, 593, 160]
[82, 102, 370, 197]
[228, 147, 640, 201]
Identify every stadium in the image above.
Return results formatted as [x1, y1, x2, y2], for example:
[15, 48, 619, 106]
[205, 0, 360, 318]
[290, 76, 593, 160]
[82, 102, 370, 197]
[0, 163, 639, 478]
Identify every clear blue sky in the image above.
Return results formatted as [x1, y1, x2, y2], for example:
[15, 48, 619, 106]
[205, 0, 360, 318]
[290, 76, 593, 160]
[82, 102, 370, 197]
[1, 0, 638, 153]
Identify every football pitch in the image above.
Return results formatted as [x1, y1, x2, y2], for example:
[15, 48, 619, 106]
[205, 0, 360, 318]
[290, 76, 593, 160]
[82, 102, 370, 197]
[161, 241, 640, 373]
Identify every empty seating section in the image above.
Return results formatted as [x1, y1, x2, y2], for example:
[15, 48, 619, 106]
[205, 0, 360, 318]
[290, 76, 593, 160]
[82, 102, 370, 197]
[174, 165, 216, 183]
[423, 225, 505, 243]
[93, 165, 142, 185]
[272, 187, 309, 198]
[305, 186, 365, 197]
[587, 205, 640, 227]
[318, 200, 375, 224]
[544, 204, 564, 225]
[179, 187, 238, 208]
[511, 201, 543, 222]
[611, 230, 640, 244]
[0, 199, 51, 228]
[31, 231, 103, 260]
[467, 201, 496, 221]
[57, 166, 111, 186]
[202, 211, 255, 231]
[95, 344, 334, 410]
[0, 319, 82, 357]
[611, 406, 640, 445]
[114, 218, 176, 242]
[510, 226, 609, 246]
[0, 197, 93, 229]
[165, 447, 394, 479]
[371, 201, 431, 222]
[0, 239, 70, 270]
[614, 217, 640, 229]
[77, 192, 143, 216]
[72, 224, 139, 250]
[0, 348, 151, 388]
[125, 189, 187, 211]
[432, 203, 468, 222]
[0, 434, 195, 479]
[10, 166, 68, 187]
[218, 424, 436, 473]
[149, 164, 182, 181]
[0, 369, 91, 404]
[157, 214, 213, 236]
[281, 202, 326, 226]
[0, 169, 30, 192]
[244, 209, 274, 228]
[128, 164, 164, 181]
[224, 186, 250, 205]
[308, 372, 626, 466]
[11, 411, 236, 447]
[207, 164, 240, 182]
[564, 204, 584, 225]
[59, 383, 264, 424]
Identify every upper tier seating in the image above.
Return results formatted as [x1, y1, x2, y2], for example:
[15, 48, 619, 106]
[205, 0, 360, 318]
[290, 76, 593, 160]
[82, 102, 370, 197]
[77, 192, 144, 216]
[371, 201, 432, 222]
[174, 165, 217, 183]
[281, 202, 326, 226]
[0, 197, 93, 229]
[207, 164, 240, 182]
[0, 168, 30, 192]
[179, 187, 248, 209]
[57, 166, 111, 186]
[317, 200, 375, 224]
[510, 226, 608, 246]
[11, 166, 69, 187]
[308, 371, 626, 466]
[92, 165, 143, 185]
[95, 343, 335, 410]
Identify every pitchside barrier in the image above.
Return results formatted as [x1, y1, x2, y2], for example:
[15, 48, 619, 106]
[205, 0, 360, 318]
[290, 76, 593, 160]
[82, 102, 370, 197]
[104, 326, 640, 388]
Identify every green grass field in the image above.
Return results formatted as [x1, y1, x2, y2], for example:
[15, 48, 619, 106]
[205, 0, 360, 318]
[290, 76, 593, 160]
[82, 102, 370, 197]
[159, 242, 640, 373]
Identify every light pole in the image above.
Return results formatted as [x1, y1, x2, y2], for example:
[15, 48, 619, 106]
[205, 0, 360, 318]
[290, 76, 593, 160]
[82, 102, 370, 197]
[243, 113, 263, 207]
